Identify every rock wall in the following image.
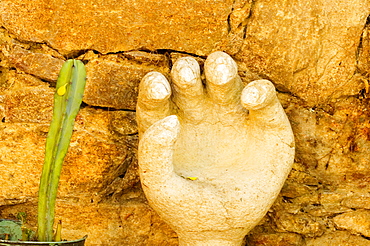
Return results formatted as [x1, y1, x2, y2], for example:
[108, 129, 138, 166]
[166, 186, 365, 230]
[1, 0, 370, 245]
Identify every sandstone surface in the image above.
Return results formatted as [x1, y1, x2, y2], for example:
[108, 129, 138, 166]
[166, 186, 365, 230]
[236, 0, 369, 107]
[84, 53, 169, 110]
[334, 210, 370, 237]
[306, 231, 370, 246]
[0, 0, 370, 245]
[0, 0, 232, 55]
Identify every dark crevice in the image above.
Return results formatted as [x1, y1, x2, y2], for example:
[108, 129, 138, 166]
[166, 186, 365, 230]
[105, 50, 132, 56]
[9, 36, 92, 61]
[361, 234, 370, 241]
[41, 39, 92, 60]
[356, 14, 370, 63]
[156, 49, 207, 59]
[282, 196, 293, 203]
[242, 25, 248, 39]
[106, 48, 205, 59]
[227, 0, 255, 39]
[10, 38, 62, 59]
[102, 48, 206, 71]
[275, 87, 295, 97]
[84, 104, 136, 113]
[80, 101, 90, 109]
[3, 22, 206, 66]
[40, 78, 56, 88]
[226, 0, 236, 33]
[64, 49, 93, 60]
[242, 0, 256, 39]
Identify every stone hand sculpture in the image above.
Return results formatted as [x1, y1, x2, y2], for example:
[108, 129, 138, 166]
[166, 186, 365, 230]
[136, 51, 295, 246]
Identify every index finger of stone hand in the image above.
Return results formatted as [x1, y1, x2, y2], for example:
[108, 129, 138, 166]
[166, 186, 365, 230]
[204, 51, 243, 106]
[171, 57, 205, 121]
[137, 72, 172, 134]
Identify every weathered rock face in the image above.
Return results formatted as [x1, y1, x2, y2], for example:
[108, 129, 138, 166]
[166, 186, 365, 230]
[1, 0, 370, 245]
[84, 53, 170, 110]
[0, 0, 232, 56]
[237, 0, 369, 107]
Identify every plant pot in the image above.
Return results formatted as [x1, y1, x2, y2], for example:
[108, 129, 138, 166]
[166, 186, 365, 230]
[0, 236, 87, 246]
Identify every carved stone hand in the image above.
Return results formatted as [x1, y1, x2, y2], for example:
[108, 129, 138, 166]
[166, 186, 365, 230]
[136, 51, 295, 246]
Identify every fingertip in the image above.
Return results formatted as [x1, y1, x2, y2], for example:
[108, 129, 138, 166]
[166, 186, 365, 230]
[158, 115, 181, 141]
[241, 80, 277, 110]
[139, 71, 171, 102]
[204, 51, 242, 105]
[204, 51, 238, 86]
[162, 115, 180, 131]
[137, 71, 172, 135]
[171, 57, 201, 88]
[170, 57, 205, 121]
[143, 115, 180, 146]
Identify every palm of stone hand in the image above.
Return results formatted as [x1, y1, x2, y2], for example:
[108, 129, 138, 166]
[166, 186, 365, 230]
[136, 52, 294, 245]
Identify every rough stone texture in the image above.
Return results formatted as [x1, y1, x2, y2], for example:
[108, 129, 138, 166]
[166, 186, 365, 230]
[306, 231, 370, 246]
[2, 72, 54, 123]
[0, 95, 136, 200]
[236, 0, 369, 107]
[246, 232, 304, 246]
[0, 0, 232, 56]
[342, 194, 370, 210]
[84, 53, 169, 110]
[0, 0, 370, 245]
[334, 210, 370, 237]
[8, 45, 64, 82]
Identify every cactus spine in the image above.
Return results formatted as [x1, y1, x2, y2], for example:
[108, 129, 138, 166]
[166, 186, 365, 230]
[37, 59, 86, 242]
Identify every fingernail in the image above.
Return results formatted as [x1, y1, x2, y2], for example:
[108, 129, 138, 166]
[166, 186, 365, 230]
[149, 80, 171, 100]
[205, 52, 237, 85]
[242, 86, 262, 106]
[172, 58, 200, 86]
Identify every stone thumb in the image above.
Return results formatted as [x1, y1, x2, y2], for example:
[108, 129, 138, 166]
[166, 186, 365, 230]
[138, 115, 180, 188]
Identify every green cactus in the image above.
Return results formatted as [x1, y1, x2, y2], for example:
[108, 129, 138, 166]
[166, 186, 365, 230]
[37, 59, 86, 242]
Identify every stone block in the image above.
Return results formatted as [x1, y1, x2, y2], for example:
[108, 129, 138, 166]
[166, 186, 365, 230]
[246, 232, 304, 246]
[0, 123, 45, 204]
[0, 107, 136, 202]
[274, 211, 323, 237]
[236, 0, 369, 106]
[334, 210, 370, 237]
[306, 231, 370, 246]
[8, 45, 64, 82]
[84, 55, 169, 110]
[3, 82, 54, 123]
[342, 194, 370, 210]
[0, 0, 232, 55]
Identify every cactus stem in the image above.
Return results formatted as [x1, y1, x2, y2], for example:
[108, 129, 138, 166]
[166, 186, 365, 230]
[37, 59, 86, 242]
